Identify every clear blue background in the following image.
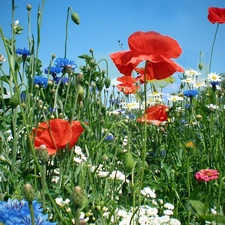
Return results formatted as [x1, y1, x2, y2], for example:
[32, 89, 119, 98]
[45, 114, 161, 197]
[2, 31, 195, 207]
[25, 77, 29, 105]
[0, 0, 225, 94]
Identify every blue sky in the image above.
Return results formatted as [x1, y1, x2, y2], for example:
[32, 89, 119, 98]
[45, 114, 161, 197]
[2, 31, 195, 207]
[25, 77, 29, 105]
[0, 0, 225, 95]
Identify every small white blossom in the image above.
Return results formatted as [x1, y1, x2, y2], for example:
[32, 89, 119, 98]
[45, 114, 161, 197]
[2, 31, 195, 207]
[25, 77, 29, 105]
[55, 197, 70, 207]
[163, 209, 173, 216]
[164, 202, 175, 210]
[141, 187, 156, 198]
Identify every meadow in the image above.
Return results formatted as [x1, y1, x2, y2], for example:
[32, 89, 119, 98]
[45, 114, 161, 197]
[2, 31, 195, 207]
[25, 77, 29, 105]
[0, 2, 225, 225]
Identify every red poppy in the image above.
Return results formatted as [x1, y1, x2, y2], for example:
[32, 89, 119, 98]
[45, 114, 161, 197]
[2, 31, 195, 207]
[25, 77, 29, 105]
[116, 76, 140, 94]
[137, 104, 169, 126]
[195, 169, 219, 182]
[208, 7, 225, 24]
[32, 119, 84, 156]
[134, 67, 156, 84]
[110, 31, 184, 80]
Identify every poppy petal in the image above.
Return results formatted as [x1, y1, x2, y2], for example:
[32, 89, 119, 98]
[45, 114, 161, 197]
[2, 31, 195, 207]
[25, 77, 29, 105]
[128, 31, 183, 58]
[145, 56, 184, 80]
[34, 119, 72, 152]
[117, 76, 137, 84]
[116, 83, 139, 94]
[110, 51, 144, 76]
[68, 121, 84, 149]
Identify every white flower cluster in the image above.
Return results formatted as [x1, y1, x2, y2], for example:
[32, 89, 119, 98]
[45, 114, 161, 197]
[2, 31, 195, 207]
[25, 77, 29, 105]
[105, 204, 180, 225]
[73, 145, 87, 164]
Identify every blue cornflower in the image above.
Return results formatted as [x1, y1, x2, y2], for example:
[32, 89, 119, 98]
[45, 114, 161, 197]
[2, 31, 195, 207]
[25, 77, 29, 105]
[0, 199, 56, 225]
[124, 113, 135, 119]
[49, 107, 56, 113]
[210, 81, 220, 87]
[54, 58, 77, 73]
[54, 77, 69, 85]
[184, 104, 191, 110]
[16, 48, 31, 57]
[34, 76, 48, 87]
[105, 133, 114, 141]
[183, 89, 198, 97]
[44, 66, 62, 76]
[20, 92, 26, 102]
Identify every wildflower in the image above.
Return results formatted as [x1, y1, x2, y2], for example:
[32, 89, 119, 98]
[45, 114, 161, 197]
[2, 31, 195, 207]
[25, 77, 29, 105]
[208, 7, 225, 24]
[55, 197, 70, 208]
[207, 72, 222, 82]
[163, 209, 173, 216]
[193, 82, 207, 88]
[207, 104, 219, 110]
[34, 76, 48, 87]
[0, 199, 56, 225]
[195, 169, 219, 182]
[184, 69, 201, 77]
[44, 66, 62, 76]
[105, 133, 114, 141]
[15, 47, 31, 57]
[181, 78, 195, 84]
[185, 142, 195, 149]
[183, 89, 198, 97]
[110, 31, 184, 80]
[123, 101, 142, 110]
[141, 187, 156, 198]
[167, 95, 184, 102]
[164, 203, 175, 210]
[54, 57, 77, 74]
[137, 104, 169, 126]
[54, 77, 69, 85]
[32, 119, 84, 156]
[116, 76, 140, 94]
[0, 54, 6, 65]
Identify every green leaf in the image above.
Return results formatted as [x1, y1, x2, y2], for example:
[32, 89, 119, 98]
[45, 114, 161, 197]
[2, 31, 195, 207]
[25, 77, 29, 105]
[0, 75, 10, 84]
[201, 215, 225, 223]
[78, 54, 92, 61]
[190, 200, 208, 216]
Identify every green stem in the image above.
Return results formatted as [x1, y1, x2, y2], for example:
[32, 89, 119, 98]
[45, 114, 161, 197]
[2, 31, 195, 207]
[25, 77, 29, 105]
[209, 23, 219, 73]
[64, 7, 72, 58]
[41, 163, 47, 210]
[28, 201, 36, 225]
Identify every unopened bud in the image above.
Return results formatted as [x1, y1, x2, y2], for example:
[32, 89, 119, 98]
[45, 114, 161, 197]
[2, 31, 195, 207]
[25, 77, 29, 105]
[124, 151, 135, 173]
[26, 4, 32, 11]
[36, 145, 49, 163]
[198, 62, 203, 71]
[71, 12, 80, 25]
[71, 186, 84, 208]
[23, 183, 35, 202]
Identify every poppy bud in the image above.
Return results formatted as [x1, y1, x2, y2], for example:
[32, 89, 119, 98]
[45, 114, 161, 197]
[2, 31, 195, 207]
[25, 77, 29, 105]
[96, 78, 104, 92]
[104, 77, 111, 89]
[71, 12, 80, 25]
[198, 62, 203, 71]
[77, 85, 84, 102]
[124, 151, 135, 173]
[23, 183, 35, 202]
